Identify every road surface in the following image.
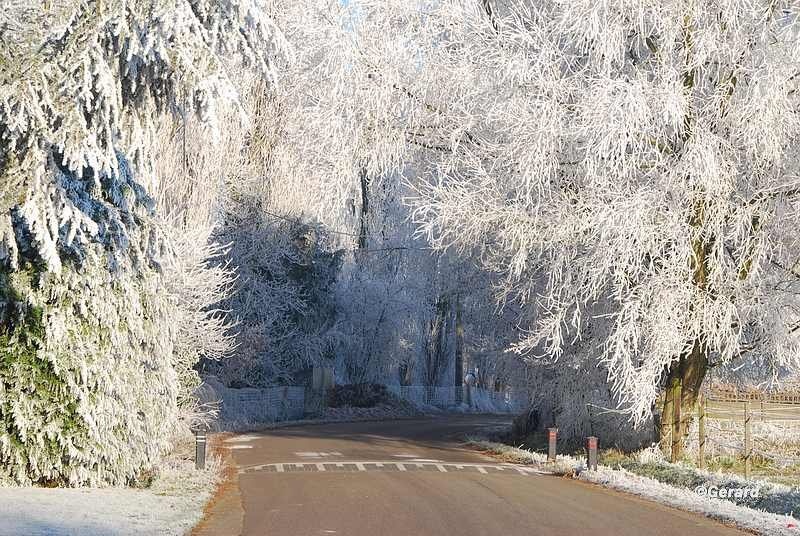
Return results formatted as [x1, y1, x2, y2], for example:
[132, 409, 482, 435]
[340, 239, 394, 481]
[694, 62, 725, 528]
[193, 415, 744, 536]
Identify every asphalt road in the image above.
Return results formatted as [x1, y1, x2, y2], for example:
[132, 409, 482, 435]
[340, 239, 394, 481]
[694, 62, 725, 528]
[193, 415, 745, 536]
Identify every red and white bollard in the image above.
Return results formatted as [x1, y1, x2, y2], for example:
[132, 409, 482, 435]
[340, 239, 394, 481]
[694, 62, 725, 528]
[586, 436, 598, 471]
[547, 428, 558, 462]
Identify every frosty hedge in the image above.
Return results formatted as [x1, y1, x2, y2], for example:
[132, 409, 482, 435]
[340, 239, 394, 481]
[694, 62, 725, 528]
[0, 1, 280, 485]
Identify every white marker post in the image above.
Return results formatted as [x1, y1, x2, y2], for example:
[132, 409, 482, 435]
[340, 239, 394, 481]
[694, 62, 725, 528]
[194, 427, 207, 470]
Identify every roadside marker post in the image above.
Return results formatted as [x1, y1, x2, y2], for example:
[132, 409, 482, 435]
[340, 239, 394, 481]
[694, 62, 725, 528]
[586, 436, 598, 471]
[195, 427, 207, 470]
[547, 428, 558, 463]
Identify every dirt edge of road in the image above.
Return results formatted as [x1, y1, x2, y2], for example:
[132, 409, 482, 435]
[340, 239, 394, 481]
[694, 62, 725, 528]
[191, 434, 245, 536]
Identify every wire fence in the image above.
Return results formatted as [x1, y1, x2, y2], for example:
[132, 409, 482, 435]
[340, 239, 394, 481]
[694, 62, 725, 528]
[215, 385, 305, 424]
[387, 385, 527, 413]
[707, 384, 800, 405]
[692, 397, 800, 477]
[202, 381, 527, 431]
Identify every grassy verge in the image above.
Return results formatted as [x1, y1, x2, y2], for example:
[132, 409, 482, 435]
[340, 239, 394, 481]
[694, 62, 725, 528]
[468, 427, 800, 522]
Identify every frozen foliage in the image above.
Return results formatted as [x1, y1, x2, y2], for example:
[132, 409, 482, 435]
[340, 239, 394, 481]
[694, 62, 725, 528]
[214, 210, 341, 387]
[402, 1, 800, 423]
[0, 2, 282, 485]
[243, 0, 800, 434]
[152, 116, 239, 411]
[214, 10, 514, 394]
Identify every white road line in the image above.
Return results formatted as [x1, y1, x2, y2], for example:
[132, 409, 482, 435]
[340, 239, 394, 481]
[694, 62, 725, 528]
[239, 461, 542, 475]
[225, 435, 260, 443]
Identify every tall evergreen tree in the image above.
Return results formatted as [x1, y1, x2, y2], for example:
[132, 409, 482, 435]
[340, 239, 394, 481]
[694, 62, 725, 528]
[0, 0, 282, 485]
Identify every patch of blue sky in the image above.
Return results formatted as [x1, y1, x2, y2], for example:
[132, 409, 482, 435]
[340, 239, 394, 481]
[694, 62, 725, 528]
[339, 0, 362, 32]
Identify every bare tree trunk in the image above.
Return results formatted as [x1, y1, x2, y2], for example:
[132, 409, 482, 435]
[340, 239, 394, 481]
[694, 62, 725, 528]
[425, 294, 450, 390]
[454, 294, 464, 403]
[358, 168, 370, 250]
[660, 340, 709, 460]
[481, 0, 499, 33]
[660, 190, 712, 459]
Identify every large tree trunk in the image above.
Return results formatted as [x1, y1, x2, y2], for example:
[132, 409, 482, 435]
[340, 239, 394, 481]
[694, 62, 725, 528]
[357, 168, 370, 250]
[660, 190, 712, 460]
[660, 340, 708, 461]
[454, 294, 464, 404]
[425, 294, 450, 400]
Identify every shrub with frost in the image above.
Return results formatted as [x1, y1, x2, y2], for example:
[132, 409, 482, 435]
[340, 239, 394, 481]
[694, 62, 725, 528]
[0, 1, 281, 485]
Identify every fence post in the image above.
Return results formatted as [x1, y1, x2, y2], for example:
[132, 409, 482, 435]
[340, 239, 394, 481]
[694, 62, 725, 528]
[744, 400, 752, 480]
[547, 428, 558, 463]
[698, 394, 706, 469]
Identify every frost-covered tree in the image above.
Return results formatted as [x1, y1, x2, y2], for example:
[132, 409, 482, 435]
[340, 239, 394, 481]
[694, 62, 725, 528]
[215, 210, 341, 387]
[151, 115, 239, 415]
[0, 1, 281, 485]
[408, 1, 800, 455]
[213, 2, 437, 387]
[237, 0, 533, 399]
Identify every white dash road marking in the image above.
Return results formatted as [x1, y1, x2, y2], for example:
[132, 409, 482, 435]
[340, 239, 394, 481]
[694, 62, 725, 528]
[227, 445, 254, 450]
[237, 461, 543, 476]
[225, 435, 260, 443]
[296, 452, 343, 458]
